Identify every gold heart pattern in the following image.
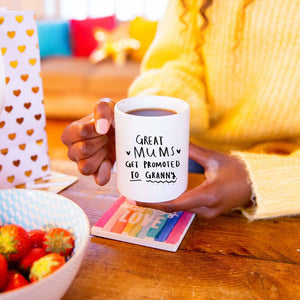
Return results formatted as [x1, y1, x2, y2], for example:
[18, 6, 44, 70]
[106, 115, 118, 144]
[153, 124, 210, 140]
[42, 165, 48, 172]
[28, 58, 36, 66]
[1, 148, 8, 155]
[34, 114, 41, 120]
[26, 129, 34, 136]
[5, 106, 13, 112]
[26, 29, 34, 37]
[17, 45, 26, 53]
[16, 117, 24, 124]
[24, 102, 31, 109]
[7, 31, 15, 39]
[36, 139, 44, 146]
[20, 74, 29, 81]
[7, 175, 15, 183]
[13, 160, 20, 166]
[25, 170, 32, 177]
[18, 144, 26, 150]
[9, 61, 18, 68]
[32, 87, 39, 93]
[31, 155, 37, 161]
[15, 15, 24, 23]
[13, 89, 21, 97]
[0, 11, 50, 188]
[8, 133, 16, 140]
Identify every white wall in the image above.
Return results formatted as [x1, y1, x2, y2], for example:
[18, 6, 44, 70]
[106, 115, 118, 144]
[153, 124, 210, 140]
[0, 0, 169, 20]
[0, 0, 45, 18]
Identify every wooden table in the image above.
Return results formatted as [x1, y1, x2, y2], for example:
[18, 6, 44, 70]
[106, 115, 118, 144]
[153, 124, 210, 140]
[51, 160, 300, 300]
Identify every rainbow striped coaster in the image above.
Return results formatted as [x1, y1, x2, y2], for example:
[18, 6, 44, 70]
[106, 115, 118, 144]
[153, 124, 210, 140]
[91, 196, 195, 252]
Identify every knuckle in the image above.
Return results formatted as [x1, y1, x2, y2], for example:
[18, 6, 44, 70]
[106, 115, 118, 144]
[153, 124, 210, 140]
[78, 124, 90, 139]
[77, 141, 93, 157]
[78, 161, 93, 175]
[204, 186, 222, 207]
[164, 204, 177, 213]
[97, 101, 108, 110]
[61, 131, 68, 145]
[67, 149, 76, 161]
[204, 209, 219, 219]
[96, 100, 113, 112]
[99, 147, 108, 159]
[97, 174, 110, 186]
[61, 125, 73, 145]
[205, 193, 218, 207]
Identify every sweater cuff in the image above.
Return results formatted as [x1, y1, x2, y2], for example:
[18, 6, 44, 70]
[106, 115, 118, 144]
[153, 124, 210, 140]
[232, 151, 300, 221]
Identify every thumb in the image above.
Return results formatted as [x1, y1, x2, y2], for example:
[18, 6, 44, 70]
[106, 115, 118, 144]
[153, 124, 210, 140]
[93, 98, 115, 135]
[189, 143, 214, 169]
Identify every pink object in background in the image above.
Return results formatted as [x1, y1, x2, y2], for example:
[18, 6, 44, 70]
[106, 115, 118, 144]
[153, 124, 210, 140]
[70, 15, 117, 57]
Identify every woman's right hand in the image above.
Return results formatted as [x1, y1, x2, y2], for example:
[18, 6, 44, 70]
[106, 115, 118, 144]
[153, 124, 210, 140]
[61, 98, 116, 186]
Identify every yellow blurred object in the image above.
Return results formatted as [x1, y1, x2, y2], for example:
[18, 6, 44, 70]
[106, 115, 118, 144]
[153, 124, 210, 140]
[129, 17, 158, 62]
[90, 22, 140, 65]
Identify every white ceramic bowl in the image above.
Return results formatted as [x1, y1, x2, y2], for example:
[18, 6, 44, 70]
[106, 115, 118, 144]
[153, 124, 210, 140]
[0, 189, 90, 300]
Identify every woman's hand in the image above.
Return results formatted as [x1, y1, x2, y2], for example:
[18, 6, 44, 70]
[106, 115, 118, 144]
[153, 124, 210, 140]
[136, 143, 252, 218]
[61, 98, 116, 186]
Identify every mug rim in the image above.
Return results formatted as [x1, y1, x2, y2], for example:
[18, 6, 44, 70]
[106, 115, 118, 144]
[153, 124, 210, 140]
[115, 95, 189, 118]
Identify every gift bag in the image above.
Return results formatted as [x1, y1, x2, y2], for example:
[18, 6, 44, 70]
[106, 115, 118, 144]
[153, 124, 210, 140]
[0, 10, 50, 188]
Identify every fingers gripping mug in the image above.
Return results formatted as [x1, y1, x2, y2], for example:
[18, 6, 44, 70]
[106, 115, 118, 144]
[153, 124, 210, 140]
[114, 95, 190, 203]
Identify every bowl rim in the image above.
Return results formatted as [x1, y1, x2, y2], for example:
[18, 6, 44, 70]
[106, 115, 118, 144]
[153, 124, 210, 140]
[0, 189, 90, 298]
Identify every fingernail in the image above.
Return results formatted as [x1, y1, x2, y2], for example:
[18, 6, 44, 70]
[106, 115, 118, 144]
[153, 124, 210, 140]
[126, 198, 136, 206]
[96, 119, 108, 134]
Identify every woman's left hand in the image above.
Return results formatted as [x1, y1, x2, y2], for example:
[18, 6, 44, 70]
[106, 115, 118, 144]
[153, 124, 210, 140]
[137, 143, 252, 218]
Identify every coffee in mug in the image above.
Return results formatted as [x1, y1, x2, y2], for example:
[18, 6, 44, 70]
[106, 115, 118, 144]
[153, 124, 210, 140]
[127, 108, 177, 117]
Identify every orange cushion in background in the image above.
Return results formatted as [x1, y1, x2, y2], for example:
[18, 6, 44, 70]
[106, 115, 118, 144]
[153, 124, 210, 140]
[129, 17, 158, 62]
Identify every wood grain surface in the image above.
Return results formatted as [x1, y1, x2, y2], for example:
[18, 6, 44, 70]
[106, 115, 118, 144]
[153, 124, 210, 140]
[51, 160, 300, 300]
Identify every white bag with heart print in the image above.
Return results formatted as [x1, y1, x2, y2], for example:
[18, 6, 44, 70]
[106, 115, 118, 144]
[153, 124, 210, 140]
[0, 10, 50, 188]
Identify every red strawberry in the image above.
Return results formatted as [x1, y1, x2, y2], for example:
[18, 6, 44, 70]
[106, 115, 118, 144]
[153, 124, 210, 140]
[43, 228, 75, 257]
[29, 253, 65, 282]
[0, 254, 8, 291]
[4, 270, 29, 291]
[28, 229, 46, 248]
[0, 225, 31, 262]
[18, 248, 46, 274]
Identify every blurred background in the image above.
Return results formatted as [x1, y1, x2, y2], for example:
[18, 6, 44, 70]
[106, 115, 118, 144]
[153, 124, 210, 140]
[0, 0, 169, 161]
[0, 0, 168, 20]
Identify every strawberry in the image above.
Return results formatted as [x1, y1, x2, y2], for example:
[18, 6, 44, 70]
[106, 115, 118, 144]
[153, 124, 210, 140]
[43, 228, 75, 257]
[29, 253, 65, 282]
[0, 225, 31, 262]
[4, 270, 29, 291]
[28, 229, 46, 248]
[18, 248, 46, 274]
[0, 254, 8, 291]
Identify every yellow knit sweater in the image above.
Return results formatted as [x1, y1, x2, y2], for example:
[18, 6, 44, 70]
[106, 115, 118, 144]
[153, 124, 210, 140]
[128, 0, 300, 220]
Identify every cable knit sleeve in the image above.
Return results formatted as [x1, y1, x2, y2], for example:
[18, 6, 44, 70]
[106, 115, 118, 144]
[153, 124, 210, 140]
[128, 0, 209, 138]
[233, 147, 300, 220]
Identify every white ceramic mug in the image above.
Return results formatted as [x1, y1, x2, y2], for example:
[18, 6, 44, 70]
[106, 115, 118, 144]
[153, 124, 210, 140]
[114, 95, 190, 203]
